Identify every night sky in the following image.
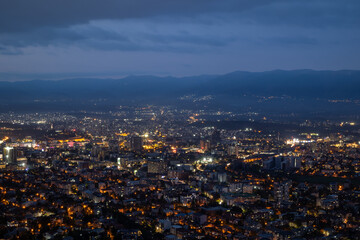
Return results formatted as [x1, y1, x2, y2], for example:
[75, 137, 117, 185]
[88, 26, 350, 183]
[0, 0, 359, 80]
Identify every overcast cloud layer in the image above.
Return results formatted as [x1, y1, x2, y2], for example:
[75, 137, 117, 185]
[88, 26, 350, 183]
[0, 0, 359, 80]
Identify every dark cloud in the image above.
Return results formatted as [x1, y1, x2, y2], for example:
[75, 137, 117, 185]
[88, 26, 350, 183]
[0, 0, 359, 76]
[0, 0, 273, 33]
[0, 22, 235, 54]
[0, 0, 359, 52]
[240, 0, 360, 28]
[1, 0, 358, 33]
[261, 36, 319, 46]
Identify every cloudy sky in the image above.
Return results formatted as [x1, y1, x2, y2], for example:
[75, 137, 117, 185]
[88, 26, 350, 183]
[0, 0, 359, 80]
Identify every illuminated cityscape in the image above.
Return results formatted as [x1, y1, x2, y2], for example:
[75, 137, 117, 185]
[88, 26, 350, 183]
[1, 0, 360, 239]
[0, 107, 360, 239]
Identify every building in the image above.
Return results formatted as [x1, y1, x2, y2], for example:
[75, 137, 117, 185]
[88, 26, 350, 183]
[117, 157, 128, 170]
[288, 157, 301, 169]
[217, 172, 227, 183]
[3, 147, 16, 164]
[227, 144, 239, 157]
[148, 159, 167, 174]
[263, 156, 301, 170]
[200, 139, 211, 152]
[274, 181, 291, 208]
[131, 136, 143, 151]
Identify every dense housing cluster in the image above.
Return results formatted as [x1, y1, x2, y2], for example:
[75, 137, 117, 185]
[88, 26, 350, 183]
[0, 107, 360, 239]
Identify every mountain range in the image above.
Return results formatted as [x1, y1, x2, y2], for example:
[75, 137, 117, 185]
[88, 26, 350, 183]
[0, 70, 359, 114]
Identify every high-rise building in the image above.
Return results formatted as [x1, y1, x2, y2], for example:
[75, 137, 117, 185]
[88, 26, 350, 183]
[217, 172, 227, 183]
[148, 159, 167, 174]
[263, 157, 301, 170]
[3, 147, 16, 164]
[117, 157, 127, 170]
[227, 144, 239, 157]
[200, 139, 211, 152]
[108, 139, 119, 152]
[274, 180, 291, 208]
[289, 157, 301, 169]
[131, 136, 143, 151]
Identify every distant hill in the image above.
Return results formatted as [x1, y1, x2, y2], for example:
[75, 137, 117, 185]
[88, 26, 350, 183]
[0, 75, 212, 102]
[0, 70, 359, 113]
[200, 70, 360, 99]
